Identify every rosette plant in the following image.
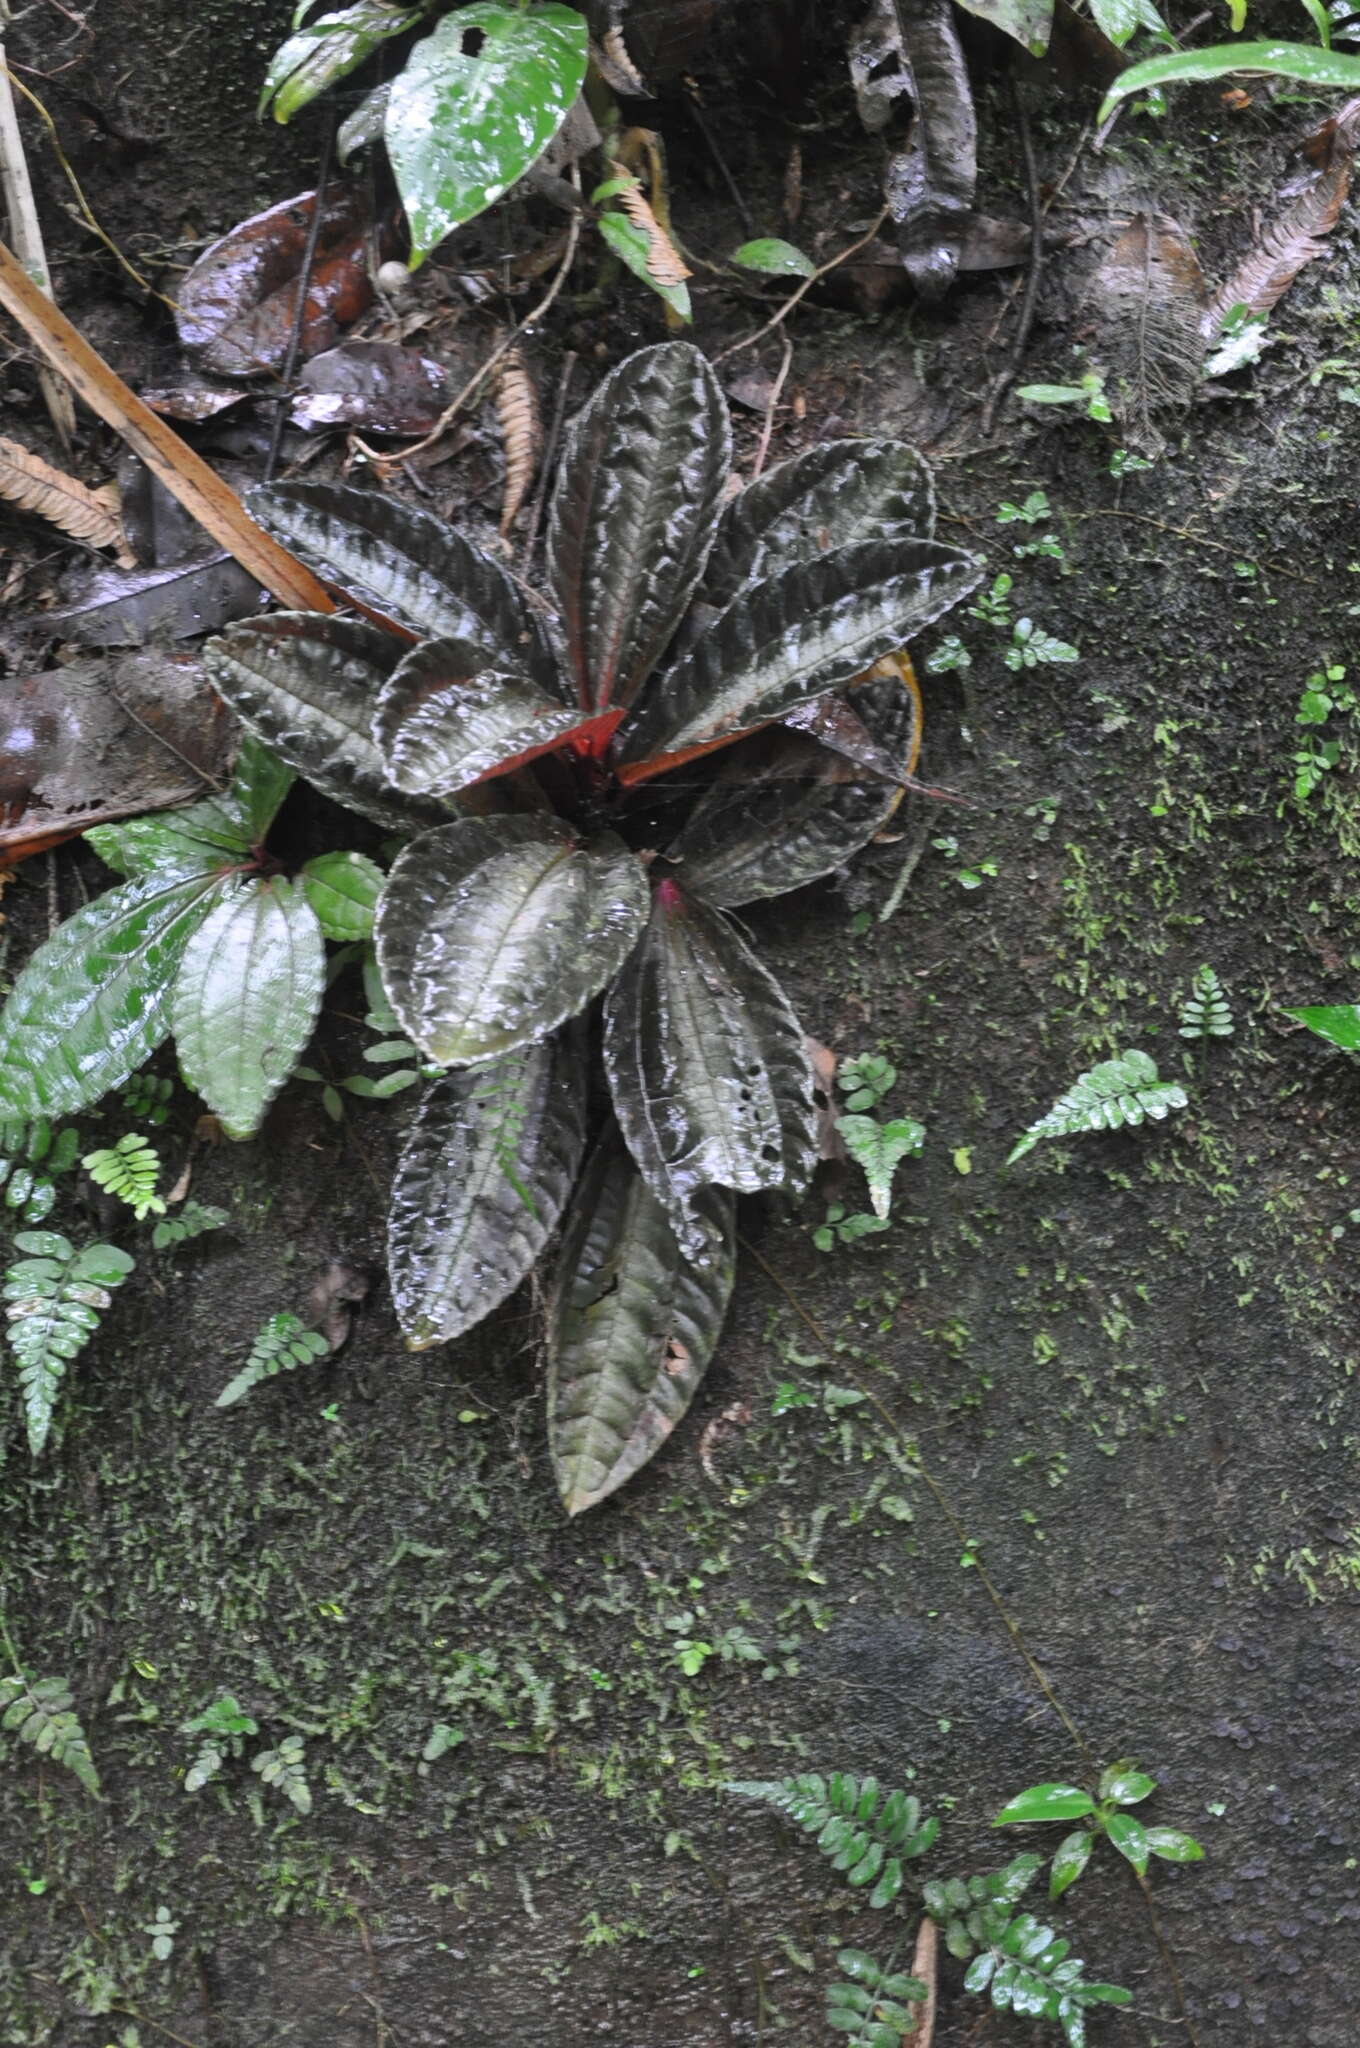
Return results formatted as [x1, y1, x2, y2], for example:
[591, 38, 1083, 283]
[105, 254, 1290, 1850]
[0, 343, 979, 1511]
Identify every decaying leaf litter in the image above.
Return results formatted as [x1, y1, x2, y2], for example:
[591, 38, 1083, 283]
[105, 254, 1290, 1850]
[4, 2, 1360, 2042]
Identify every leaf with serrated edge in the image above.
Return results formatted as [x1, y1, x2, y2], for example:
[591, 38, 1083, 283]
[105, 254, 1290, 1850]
[249, 484, 557, 691]
[204, 613, 453, 832]
[86, 798, 253, 881]
[701, 439, 938, 608]
[375, 638, 615, 796]
[616, 538, 980, 781]
[603, 880, 816, 1259]
[547, 342, 731, 711]
[666, 671, 920, 905]
[232, 732, 296, 838]
[389, 1031, 587, 1348]
[548, 1125, 734, 1514]
[171, 879, 325, 1139]
[301, 851, 384, 941]
[376, 815, 649, 1067]
[0, 872, 227, 1119]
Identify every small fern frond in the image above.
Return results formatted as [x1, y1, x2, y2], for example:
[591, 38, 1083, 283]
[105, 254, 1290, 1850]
[215, 1312, 328, 1408]
[0, 1669, 101, 1795]
[4, 1232, 136, 1455]
[1178, 965, 1233, 1041]
[725, 1773, 940, 1907]
[81, 1133, 164, 1219]
[152, 1201, 229, 1251]
[252, 1733, 312, 1813]
[1007, 1050, 1187, 1164]
[826, 1949, 926, 2046]
[0, 1119, 81, 1224]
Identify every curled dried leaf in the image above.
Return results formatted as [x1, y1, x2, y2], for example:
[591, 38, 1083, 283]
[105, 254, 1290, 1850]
[496, 346, 541, 538]
[607, 161, 691, 288]
[0, 436, 133, 564]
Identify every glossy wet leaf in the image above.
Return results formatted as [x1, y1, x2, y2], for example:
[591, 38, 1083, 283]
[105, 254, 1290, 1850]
[385, 3, 589, 265]
[666, 672, 920, 906]
[1144, 1827, 1205, 1863]
[203, 613, 450, 833]
[547, 342, 730, 712]
[85, 795, 253, 884]
[388, 1033, 587, 1349]
[616, 538, 980, 780]
[731, 236, 816, 277]
[375, 640, 612, 797]
[34, 555, 268, 648]
[301, 851, 385, 941]
[702, 439, 938, 608]
[954, 0, 1052, 53]
[0, 872, 227, 1119]
[171, 878, 325, 1139]
[603, 882, 816, 1259]
[1099, 1763, 1156, 1805]
[595, 210, 692, 321]
[249, 481, 557, 686]
[1286, 1003, 1360, 1051]
[1048, 1829, 1094, 1901]
[1105, 1812, 1149, 1874]
[261, 2, 422, 123]
[994, 1784, 1097, 1825]
[1098, 40, 1360, 127]
[376, 815, 649, 1067]
[292, 339, 451, 434]
[547, 1126, 734, 1515]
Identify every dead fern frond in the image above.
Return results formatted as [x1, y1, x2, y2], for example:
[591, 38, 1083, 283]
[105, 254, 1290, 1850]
[495, 346, 541, 539]
[608, 160, 690, 290]
[1202, 98, 1360, 339]
[0, 435, 133, 563]
[594, 26, 649, 96]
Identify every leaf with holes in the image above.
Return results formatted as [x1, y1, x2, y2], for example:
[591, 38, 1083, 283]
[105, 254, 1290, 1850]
[375, 641, 615, 797]
[261, 1, 423, 122]
[547, 341, 730, 712]
[377, 816, 648, 1068]
[384, 3, 590, 265]
[389, 1032, 588, 1349]
[547, 1126, 734, 1514]
[603, 882, 817, 1260]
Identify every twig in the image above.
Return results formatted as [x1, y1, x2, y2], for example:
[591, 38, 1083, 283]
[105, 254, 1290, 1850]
[980, 83, 1044, 437]
[684, 79, 755, 238]
[750, 331, 793, 480]
[264, 123, 334, 484]
[0, 22, 74, 442]
[524, 346, 577, 563]
[105, 684, 225, 791]
[911, 1917, 938, 2048]
[878, 799, 936, 924]
[714, 207, 890, 365]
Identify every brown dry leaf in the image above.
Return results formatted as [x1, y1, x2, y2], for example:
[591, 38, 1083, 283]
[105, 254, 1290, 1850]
[495, 345, 541, 538]
[698, 1402, 752, 1485]
[0, 435, 134, 564]
[608, 160, 691, 289]
[807, 1035, 847, 1165]
[307, 1258, 371, 1353]
[1085, 213, 1206, 449]
[1202, 96, 1360, 339]
[911, 1916, 938, 2048]
[593, 26, 649, 94]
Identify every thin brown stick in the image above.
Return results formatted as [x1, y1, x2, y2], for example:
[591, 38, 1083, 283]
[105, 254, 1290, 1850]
[981, 84, 1043, 437]
[750, 331, 793, 480]
[714, 207, 890, 365]
[0, 238, 336, 614]
[911, 1917, 938, 2048]
[524, 346, 577, 562]
[264, 121, 333, 484]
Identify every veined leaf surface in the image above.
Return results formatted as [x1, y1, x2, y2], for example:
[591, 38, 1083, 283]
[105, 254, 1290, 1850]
[84, 734, 293, 880]
[376, 816, 649, 1066]
[389, 1032, 587, 1349]
[261, 2, 422, 123]
[666, 673, 920, 905]
[249, 481, 559, 685]
[204, 614, 451, 832]
[171, 878, 325, 1139]
[547, 342, 731, 711]
[548, 1127, 735, 1515]
[375, 640, 615, 796]
[301, 851, 384, 941]
[615, 538, 980, 780]
[0, 872, 227, 1118]
[702, 439, 938, 607]
[603, 881, 816, 1257]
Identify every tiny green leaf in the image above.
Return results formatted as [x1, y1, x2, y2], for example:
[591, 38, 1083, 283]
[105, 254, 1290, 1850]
[1048, 1829, 1094, 1900]
[1099, 1763, 1156, 1805]
[1145, 1827, 1205, 1863]
[1105, 1811, 1149, 1874]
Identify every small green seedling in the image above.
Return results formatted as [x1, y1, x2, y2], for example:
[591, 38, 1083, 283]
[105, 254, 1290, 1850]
[1017, 372, 1112, 422]
[994, 1761, 1204, 1898]
[1108, 447, 1153, 477]
[1004, 620, 1079, 670]
[1178, 966, 1233, 1042]
[1291, 664, 1353, 803]
[967, 573, 1014, 627]
[926, 633, 972, 673]
[996, 491, 1051, 525]
[1204, 302, 1269, 377]
[82, 1133, 164, 1220]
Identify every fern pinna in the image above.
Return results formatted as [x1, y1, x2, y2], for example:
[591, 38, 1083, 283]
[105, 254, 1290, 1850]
[725, 1772, 939, 1908]
[924, 1861, 1132, 2046]
[827, 1947, 926, 2045]
[4, 1232, 135, 1455]
[0, 1668, 100, 1795]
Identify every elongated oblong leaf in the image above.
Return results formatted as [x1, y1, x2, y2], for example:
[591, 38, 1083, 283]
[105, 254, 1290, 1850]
[375, 639, 615, 797]
[547, 342, 731, 711]
[666, 671, 920, 905]
[1097, 40, 1360, 126]
[249, 481, 559, 686]
[0, 873, 226, 1119]
[603, 881, 816, 1257]
[389, 1032, 587, 1348]
[377, 816, 649, 1067]
[384, 3, 589, 265]
[261, 2, 422, 123]
[701, 439, 937, 609]
[170, 878, 325, 1139]
[204, 613, 451, 832]
[548, 1126, 734, 1514]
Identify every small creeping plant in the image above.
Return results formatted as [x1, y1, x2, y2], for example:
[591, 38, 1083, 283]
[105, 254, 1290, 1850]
[0, 342, 980, 1511]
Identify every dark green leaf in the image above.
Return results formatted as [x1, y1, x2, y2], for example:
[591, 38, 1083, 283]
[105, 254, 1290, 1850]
[0, 873, 226, 1119]
[203, 613, 452, 832]
[1097, 41, 1360, 127]
[1144, 1827, 1205, 1863]
[301, 851, 385, 941]
[1105, 1812, 1149, 1874]
[1048, 1829, 1094, 1900]
[1286, 1004, 1360, 1052]
[376, 816, 649, 1067]
[388, 1033, 588, 1349]
[547, 1126, 734, 1514]
[375, 639, 609, 796]
[384, 2, 589, 265]
[231, 733, 296, 839]
[547, 342, 731, 712]
[616, 539, 979, 780]
[170, 879, 325, 1139]
[261, 2, 421, 123]
[731, 236, 816, 277]
[85, 795, 253, 882]
[603, 881, 817, 1259]
[1099, 1763, 1156, 1805]
[994, 1784, 1096, 1825]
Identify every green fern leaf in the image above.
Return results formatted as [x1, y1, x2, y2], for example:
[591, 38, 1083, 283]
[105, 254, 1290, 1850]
[724, 1774, 939, 1906]
[151, 1201, 229, 1251]
[1007, 1050, 1187, 1164]
[924, 1865, 1130, 2046]
[81, 1132, 165, 1219]
[252, 1733, 311, 1813]
[215, 1311, 329, 1408]
[826, 1948, 926, 2045]
[1178, 965, 1233, 1041]
[4, 1232, 136, 1454]
[0, 1118, 80, 1223]
[0, 1669, 101, 1794]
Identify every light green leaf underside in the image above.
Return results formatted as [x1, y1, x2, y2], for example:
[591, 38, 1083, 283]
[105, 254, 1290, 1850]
[170, 879, 325, 1139]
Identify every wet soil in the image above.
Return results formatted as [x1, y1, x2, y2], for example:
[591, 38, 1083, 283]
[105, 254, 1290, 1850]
[2, 4, 1360, 2045]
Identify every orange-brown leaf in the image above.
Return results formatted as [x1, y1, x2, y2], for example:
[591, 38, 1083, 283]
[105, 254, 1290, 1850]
[0, 435, 134, 564]
[496, 346, 541, 538]
[1203, 97, 1360, 337]
[609, 162, 691, 289]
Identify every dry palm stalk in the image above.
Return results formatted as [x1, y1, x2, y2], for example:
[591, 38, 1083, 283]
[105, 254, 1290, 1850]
[495, 345, 540, 539]
[0, 239, 336, 615]
[0, 433, 133, 563]
[0, 17, 75, 445]
[1202, 95, 1360, 339]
